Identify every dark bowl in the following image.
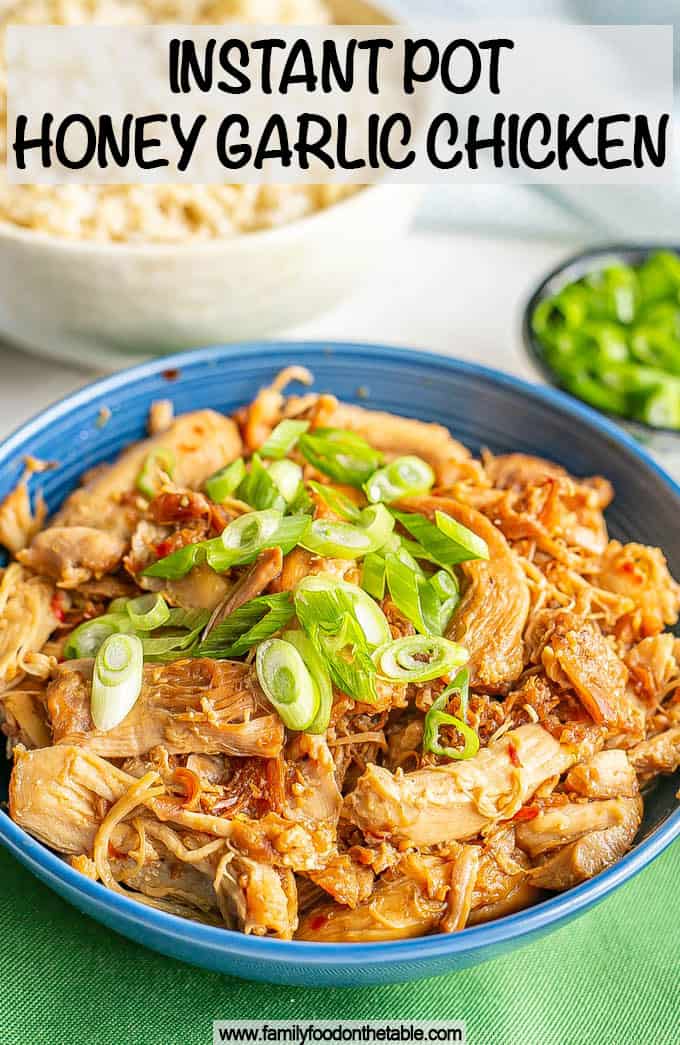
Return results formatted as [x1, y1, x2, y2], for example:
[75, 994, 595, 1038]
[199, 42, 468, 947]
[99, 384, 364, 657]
[522, 243, 680, 457]
[0, 341, 679, 985]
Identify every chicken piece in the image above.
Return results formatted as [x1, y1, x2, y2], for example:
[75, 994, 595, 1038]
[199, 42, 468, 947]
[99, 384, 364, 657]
[296, 877, 446, 942]
[397, 495, 530, 688]
[625, 634, 680, 705]
[218, 856, 298, 939]
[441, 845, 480, 933]
[11, 744, 331, 874]
[515, 797, 635, 857]
[10, 744, 131, 853]
[269, 546, 314, 593]
[468, 881, 543, 925]
[241, 366, 313, 451]
[312, 400, 470, 481]
[0, 688, 50, 750]
[307, 854, 374, 909]
[0, 461, 48, 554]
[527, 796, 642, 890]
[48, 658, 284, 758]
[18, 526, 126, 588]
[542, 613, 636, 731]
[564, 750, 638, 799]
[596, 541, 680, 639]
[628, 726, 680, 779]
[343, 724, 578, 848]
[284, 734, 342, 825]
[0, 564, 58, 687]
[202, 548, 283, 638]
[53, 410, 242, 538]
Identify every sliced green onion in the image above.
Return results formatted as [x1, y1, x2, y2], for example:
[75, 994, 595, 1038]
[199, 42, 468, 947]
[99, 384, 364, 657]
[429, 569, 460, 631]
[140, 628, 201, 661]
[267, 459, 303, 504]
[136, 448, 176, 500]
[385, 552, 442, 636]
[435, 511, 489, 561]
[392, 509, 489, 566]
[221, 509, 282, 555]
[286, 482, 314, 516]
[125, 593, 170, 631]
[256, 638, 319, 731]
[238, 455, 286, 512]
[373, 635, 468, 684]
[309, 618, 378, 705]
[166, 607, 211, 631]
[308, 480, 362, 522]
[205, 512, 310, 572]
[205, 458, 246, 503]
[361, 552, 386, 600]
[364, 456, 435, 504]
[284, 629, 333, 734]
[423, 679, 479, 761]
[300, 503, 393, 560]
[108, 597, 130, 614]
[197, 592, 295, 658]
[358, 503, 394, 550]
[63, 613, 134, 660]
[299, 428, 383, 487]
[142, 542, 205, 580]
[91, 633, 144, 731]
[301, 518, 374, 559]
[259, 419, 310, 459]
[296, 574, 390, 649]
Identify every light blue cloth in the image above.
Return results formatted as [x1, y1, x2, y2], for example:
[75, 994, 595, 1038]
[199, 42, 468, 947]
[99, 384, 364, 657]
[390, 1, 680, 242]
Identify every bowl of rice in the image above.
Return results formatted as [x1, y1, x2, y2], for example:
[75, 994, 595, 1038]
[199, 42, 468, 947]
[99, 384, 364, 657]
[0, 0, 418, 368]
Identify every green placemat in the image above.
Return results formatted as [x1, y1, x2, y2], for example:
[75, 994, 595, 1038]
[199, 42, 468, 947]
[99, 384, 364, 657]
[0, 842, 678, 1045]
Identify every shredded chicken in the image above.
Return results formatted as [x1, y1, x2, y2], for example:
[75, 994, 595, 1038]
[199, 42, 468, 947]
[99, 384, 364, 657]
[2, 372, 677, 942]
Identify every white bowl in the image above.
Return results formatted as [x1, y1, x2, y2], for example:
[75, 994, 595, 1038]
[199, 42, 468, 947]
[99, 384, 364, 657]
[0, 0, 418, 369]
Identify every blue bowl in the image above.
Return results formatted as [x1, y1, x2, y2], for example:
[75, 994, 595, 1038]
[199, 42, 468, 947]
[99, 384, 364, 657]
[1, 341, 678, 986]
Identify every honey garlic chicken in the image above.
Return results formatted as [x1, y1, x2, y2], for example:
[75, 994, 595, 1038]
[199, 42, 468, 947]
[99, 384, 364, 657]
[1, 368, 678, 941]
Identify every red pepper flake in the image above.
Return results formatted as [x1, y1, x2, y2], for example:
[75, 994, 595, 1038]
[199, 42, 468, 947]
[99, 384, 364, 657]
[508, 742, 521, 768]
[50, 592, 66, 623]
[162, 368, 180, 381]
[513, 805, 539, 822]
[309, 915, 328, 931]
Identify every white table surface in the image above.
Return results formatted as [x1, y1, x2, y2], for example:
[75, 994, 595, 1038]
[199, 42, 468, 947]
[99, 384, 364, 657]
[0, 228, 572, 441]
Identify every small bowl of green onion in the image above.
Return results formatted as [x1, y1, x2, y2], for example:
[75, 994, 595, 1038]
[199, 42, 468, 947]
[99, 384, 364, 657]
[524, 246, 680, 460]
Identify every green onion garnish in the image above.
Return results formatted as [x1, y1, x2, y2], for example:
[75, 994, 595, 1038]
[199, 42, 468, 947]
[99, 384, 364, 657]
[299, 428, 383, 486]
[125, 593, 170, 632]
[364, 455, 435, 504]
[392, 509, 489, 566]
[283, 629, 333, 734]
[385, 552, 442, 636]
[63, 612, 135, 660]
[205, 458, 246, 503]
[361, 552, 386, 600]
[197, 593, 295, 658]
[142, 541, 205, 580]
[373, 635, 468, 684]
[308, 480, 362, 522]
[300, 503, 394, 560]
[295, 575, 390, 650]
[267, 459, 303, 504]
[429, 569, 460, 631]
[237, 455, 286, 512]
[255, 638, 320, 731]
[136, 448, 176, 500]
[309, 617, 379, 705]
[91, 633, 144, 732]
[259, 419, 310, 459]
[423, 673, 479, 761]
[205, 512, 311, 573]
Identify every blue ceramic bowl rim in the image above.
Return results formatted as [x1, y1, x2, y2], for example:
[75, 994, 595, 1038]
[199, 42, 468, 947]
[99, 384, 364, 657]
[1, 339, 679, 972]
